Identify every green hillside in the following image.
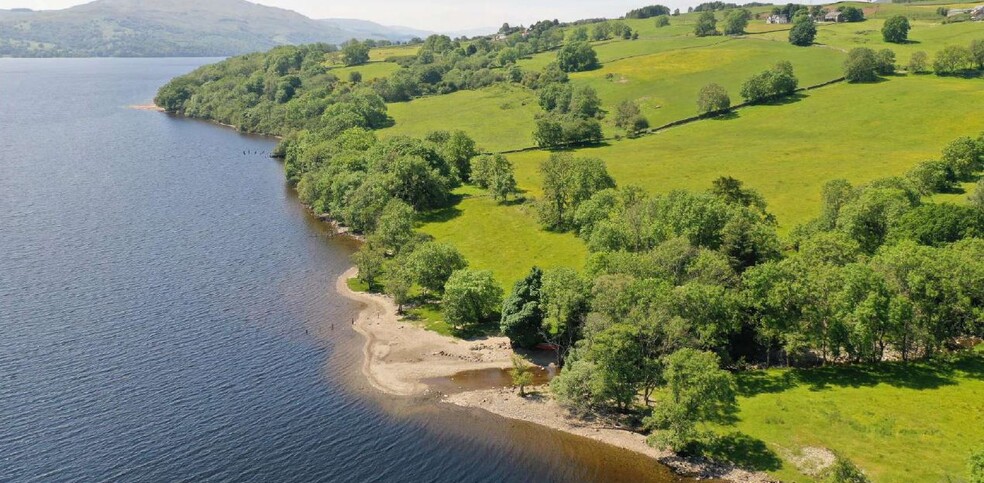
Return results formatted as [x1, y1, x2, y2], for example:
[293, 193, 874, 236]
[155, 6, 984, 480]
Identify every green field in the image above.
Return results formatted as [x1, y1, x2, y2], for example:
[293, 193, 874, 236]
[509, 74, 984, 229]
[417, 185, 587, 288]
[330, 61, 400, 81]
[380, 84, 541, 152]
[713, 347, 984, 481]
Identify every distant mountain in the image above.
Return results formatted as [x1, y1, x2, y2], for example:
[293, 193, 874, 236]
[319, 18, 433, 41]
[0, 0, 430, 58]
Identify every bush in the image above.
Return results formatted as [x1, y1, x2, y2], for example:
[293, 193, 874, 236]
[697, 83, 731, 114]
[971, 447, 984, 483]
[655, 15, 671, 27]
[822, 454, 870, 482]
[882, 15, 910, 44]
[613, 100, 650, 133]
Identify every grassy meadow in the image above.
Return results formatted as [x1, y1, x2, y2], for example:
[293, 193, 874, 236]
[509, 74, 984, 229]
[709, 346, 984, 481]
[362, 6, 983, 278]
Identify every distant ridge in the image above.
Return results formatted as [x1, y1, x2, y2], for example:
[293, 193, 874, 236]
[0, 0, 432, 58]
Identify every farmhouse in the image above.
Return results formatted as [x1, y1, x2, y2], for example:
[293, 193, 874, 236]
[766, 14, 789, 24]
[824, 11, 844, 22]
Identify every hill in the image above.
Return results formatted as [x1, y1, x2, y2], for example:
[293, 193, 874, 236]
[155, 3, 984, 480]
[0, 0, 430, 57]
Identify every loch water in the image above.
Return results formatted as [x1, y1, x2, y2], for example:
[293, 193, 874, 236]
[0, 58, 684, 482]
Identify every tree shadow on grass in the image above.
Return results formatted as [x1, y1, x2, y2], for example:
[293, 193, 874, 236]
[712, 110, 741, 121]
[737, 351, 984, 396]
[418, 193, 465, 224]
[761, 92, 807, 107]
[694, 432, 783, 472]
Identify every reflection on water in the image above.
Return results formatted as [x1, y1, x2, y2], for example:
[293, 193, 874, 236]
[424, 366, 558, 394]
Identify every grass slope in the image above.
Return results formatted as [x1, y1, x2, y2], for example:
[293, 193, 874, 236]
[418, 186, 587, 289]
[509, 75, 984, 229]
[718, 348, 984, 481]
[380, 84, 541, 152]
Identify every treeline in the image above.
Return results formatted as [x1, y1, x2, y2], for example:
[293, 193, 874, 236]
[491, 133, 984, 448]
[154, 25, 583, 136]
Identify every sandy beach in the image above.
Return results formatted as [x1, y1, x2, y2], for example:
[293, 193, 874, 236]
[336, 267, 774, 481]
[335, 267, 514, 396]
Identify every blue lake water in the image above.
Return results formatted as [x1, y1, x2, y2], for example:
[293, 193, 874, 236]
[0, 58, 680, 482]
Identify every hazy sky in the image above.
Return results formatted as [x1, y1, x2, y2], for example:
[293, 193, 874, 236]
[0, 0, 698, 31]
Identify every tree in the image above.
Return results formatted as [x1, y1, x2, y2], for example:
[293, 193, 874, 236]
[971, 179, 984, 211]
[694, 11, 719, 37]
[697, 83, 731, 114]
[875, 49, 896, 76]
[839, 6, 865, 22]
[723, 9, 751, 35]
[882, 15, 910, 44]
[933, 45, 972, 75]
[470, 154, 519, 201]
[428, 130, 478, 182]
[442, 269, 504, 330]
[942, 136, 984, 181]
[501, 267, 546, 348]
[644, 349, 737, 451]
[655, 15, 671, 27]
[569, 26, 589, 42]
[823, 454, 871, 483]
[537, 154, 616, 231]
[970, 446, 984, 483]
[591, 23, 612, 41]
[788, 14, 817, 46]
[972, 40, 984, 70]
[384, 259, 414, 313]
[341, 40, 370, 66]
[373, 199, 415, 252]
[348, 71, 362, 83]
[613, 100, 649, 134]
[511, 354, 535, 397]
[407, 242, 468, 294]
[844, 48, 879, 83]
[353, 241, 386, 290]
[908, 51, 928, 73]
[740, 62, 799, 103]
[556, 42, 600, 73]
[540, 268, 591, 363]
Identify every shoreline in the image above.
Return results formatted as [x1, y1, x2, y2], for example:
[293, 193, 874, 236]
[335, 268, 771, 482]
